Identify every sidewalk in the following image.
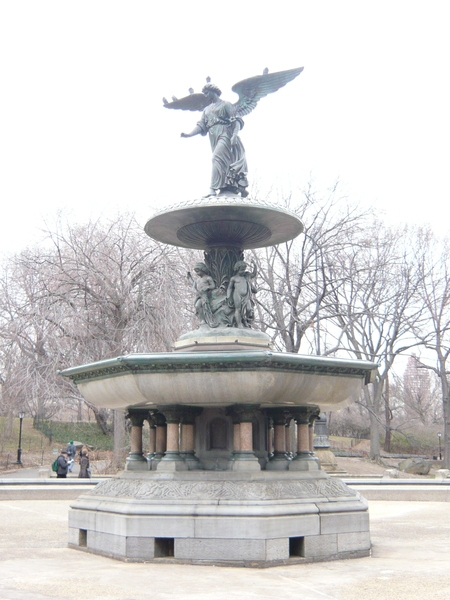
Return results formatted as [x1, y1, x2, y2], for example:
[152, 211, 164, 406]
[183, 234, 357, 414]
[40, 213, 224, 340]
[0, 498, 449, 600]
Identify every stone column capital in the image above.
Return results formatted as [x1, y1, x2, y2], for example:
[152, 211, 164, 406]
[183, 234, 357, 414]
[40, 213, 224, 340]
[125, 409, 149, 428]
[308, 407, 321, 426]
[265, 407, 292, 427]
[227, 404, 260, 423]
[159, 405, 185, 424]
[145, 410, 158, 428]
[180, 406, 203, 424]
[153, 412, 167, 427]
[290, 405, 320, 425]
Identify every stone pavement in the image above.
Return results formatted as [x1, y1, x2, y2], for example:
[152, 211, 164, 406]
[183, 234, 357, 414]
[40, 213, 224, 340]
[0, 497, 449, 600]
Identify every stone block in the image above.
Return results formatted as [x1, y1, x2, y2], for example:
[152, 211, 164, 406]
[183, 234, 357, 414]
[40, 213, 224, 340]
[88, 530, 126, 557]
[266, 538, 289, 561]
[156, 459, 188, 471]
[320, 511, 369, 534]
[435, 469, 450, 480]
[229, 459, 261, 471]
[303, 533, 338, 558]
[316, 499, 368, 513]
[337, 531, 371, 553]
[68, 526, 81, 545]
[126, 536, 156, 559]
[265, 459, 290, 471]
[288, 459, 320, 471]
[95, 512, 128, 536]
[194, 514, 319, 539]
[175, 537, 285, 561]
[126, 515, 195, 538]
[84, 511, 196, 539]
[125, 459, 149, 471]
[68, 508, 97, 531]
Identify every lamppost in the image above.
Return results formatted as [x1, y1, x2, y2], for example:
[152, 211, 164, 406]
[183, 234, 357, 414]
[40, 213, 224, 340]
[438, 432, 442, 461]
[15, 412, 25, 466]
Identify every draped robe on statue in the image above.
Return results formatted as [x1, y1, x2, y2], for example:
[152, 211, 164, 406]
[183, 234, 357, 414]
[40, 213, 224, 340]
[197, 100, 248, 191]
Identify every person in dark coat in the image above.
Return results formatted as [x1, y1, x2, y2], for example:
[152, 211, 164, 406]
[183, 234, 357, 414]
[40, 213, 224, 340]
[56, 451, 68, 478]
[78, 449, 90, 479]
[66, 441, 76, 472]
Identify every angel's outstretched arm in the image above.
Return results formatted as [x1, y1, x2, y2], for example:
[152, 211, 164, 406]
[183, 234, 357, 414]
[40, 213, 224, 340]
[181, 124, 203, 138]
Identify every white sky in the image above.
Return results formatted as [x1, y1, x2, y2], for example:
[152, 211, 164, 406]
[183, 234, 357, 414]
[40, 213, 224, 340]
[1, 1, 449, 257]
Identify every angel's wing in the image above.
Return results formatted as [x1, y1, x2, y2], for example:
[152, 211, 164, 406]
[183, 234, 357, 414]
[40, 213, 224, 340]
[163, 93, 211, 112]
[232, 67, 304, 117]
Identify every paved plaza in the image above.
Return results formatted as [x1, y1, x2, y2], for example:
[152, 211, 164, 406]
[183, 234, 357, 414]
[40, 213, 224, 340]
[0, 494, 449, 600]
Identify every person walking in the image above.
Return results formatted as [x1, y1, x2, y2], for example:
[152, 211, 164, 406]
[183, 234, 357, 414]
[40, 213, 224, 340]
[78, 449, 90, 479]
[56, 451, 69, 479]
[66, 441, 76, 472]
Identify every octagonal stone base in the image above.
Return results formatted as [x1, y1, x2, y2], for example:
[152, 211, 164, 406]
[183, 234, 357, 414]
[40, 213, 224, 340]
[68, 470, 370, 567]
[173, 326, 272, 352]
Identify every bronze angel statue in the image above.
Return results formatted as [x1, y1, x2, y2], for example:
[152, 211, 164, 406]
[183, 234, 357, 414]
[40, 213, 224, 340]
[163, 67, 304, 197]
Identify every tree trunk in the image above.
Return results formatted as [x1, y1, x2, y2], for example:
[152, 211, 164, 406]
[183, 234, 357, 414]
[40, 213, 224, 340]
[443, 394, 449, 469]
[90, 406, 112, 435]
[364, 384, 381, 460]
[113, 410, 126, 468]
[383, 377, 392, 453]
[369, 410, 381, 459]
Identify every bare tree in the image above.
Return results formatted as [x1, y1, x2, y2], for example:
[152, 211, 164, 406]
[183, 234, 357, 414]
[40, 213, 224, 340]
[253, 183, 374, 353]
[0, 214, 189, 458]
[325, 222, 425, 459]
[411, 233, 450, 467]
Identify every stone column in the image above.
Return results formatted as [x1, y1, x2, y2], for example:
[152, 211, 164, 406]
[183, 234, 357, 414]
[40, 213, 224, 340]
[148, 417, 157, 457]
[180, 407, 203, 470]
[289, 405, 320, 471]
[265, 408, 292, 470]
[152, 412, 167, 469]
[227, 405, 261, 471]
[125, 410, 149, 471]
[285, 422, 291, 456]
[157, 405, 188, 471]
[267, 418, 274, 456]
[145, 412, 157, 469]
[309, 409, 320, 451]
[226, 407, 241, 455]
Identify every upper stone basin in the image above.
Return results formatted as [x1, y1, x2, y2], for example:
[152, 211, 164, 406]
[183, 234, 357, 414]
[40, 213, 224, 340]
[144, 196, 304, 249]
[59, 351, 377, 411]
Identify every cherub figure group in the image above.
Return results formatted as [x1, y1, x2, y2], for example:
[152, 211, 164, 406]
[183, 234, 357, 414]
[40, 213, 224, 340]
[188, 260, 257, 329]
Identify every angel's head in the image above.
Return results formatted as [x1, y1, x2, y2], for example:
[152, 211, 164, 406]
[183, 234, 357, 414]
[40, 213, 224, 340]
[202, 83, 222, 97]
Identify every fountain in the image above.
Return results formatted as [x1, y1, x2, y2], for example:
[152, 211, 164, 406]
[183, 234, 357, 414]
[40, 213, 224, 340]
[60, 68, 377, 566]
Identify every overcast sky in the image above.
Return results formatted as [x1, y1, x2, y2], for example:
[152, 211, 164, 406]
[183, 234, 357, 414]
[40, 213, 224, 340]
[1, 1, 449, 256]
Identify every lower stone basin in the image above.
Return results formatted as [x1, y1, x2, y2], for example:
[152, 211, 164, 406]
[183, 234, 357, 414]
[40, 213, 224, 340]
[59, 351, 377, 411]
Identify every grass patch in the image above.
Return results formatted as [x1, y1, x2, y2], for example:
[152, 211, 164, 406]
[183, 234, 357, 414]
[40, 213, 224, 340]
[0, 417, 50, 452]
[0, 417, 114, 452]
[34, 420, 114, 450]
